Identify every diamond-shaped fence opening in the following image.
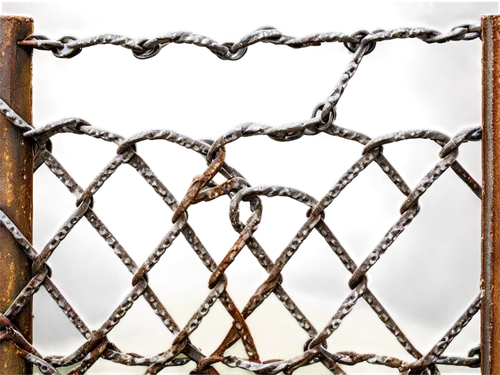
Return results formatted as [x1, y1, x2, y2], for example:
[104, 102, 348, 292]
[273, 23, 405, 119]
[0, 12, 490, 375]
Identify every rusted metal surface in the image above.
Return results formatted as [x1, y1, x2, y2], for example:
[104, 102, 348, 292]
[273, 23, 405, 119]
[0, 22, 483, 374]
[482, 14, 500, 375]
[0, 15, 34, 375]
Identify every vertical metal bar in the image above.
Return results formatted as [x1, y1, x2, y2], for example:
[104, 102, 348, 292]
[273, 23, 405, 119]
[0, 15, 34, 375]
[482, 14, 500, 375]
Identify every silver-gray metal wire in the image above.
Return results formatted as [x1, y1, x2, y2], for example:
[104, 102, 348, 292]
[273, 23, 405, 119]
[0, 22, 483, 375]
[18, 23, 480, 59]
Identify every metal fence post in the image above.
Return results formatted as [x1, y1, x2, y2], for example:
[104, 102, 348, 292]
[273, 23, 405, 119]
[482, 14, 500, 375]
[0, 15, 34, 375]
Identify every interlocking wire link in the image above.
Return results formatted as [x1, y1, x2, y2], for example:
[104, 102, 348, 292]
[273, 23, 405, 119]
[17, 23, 480, 60]
[0, 22, 482, 374]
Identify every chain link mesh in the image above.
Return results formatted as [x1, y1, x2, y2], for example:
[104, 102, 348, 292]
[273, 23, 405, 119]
[0, 24, 482, 374]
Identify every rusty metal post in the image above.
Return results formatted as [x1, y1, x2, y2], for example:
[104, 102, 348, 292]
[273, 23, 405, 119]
[0, 15, 34, 375]
[482, 14, 500, 375]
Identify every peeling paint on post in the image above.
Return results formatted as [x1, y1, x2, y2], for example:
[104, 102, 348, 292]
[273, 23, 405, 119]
[0, 16, 34, 375]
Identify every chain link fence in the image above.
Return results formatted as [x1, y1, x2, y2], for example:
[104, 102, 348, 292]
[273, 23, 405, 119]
[0, 20, 484, 375]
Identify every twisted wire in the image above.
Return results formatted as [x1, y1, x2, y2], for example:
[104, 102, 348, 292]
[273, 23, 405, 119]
[0, 21, 483, 374]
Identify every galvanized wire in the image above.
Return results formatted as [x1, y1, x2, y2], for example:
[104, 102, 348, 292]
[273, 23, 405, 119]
[18, 23, 480, 60]
[0, 23, 483, 374]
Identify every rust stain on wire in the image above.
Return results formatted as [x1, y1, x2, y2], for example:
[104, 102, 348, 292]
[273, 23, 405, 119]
[0, 22, 484, 374]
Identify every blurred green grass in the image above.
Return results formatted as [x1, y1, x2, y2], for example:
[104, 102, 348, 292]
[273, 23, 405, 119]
[35, 281, 479, 375]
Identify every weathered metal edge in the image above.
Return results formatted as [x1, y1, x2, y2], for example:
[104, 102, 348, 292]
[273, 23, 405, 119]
[482, 14, 500, 375]
[0, 15, 34, 375]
